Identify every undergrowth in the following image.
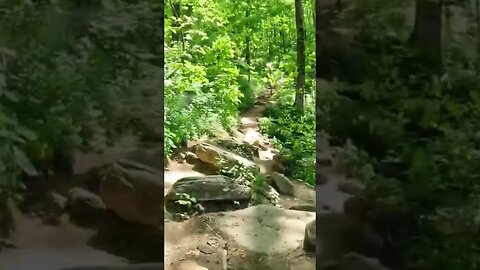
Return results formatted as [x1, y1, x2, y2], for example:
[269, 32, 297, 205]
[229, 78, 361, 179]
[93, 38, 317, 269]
[260, 84, 316, 186]
[317, 1, 480, 269]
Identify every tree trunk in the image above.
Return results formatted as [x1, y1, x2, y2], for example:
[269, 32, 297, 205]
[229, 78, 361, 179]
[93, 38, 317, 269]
[315, 0, 321, 79]
[408, 0, 443, 74]
[171, 1, 181, 42]
[245, 0, 251, 82]
[161, 0, 165, 80]
[294, 0, 305, 112]
[476, 0, 480, 73]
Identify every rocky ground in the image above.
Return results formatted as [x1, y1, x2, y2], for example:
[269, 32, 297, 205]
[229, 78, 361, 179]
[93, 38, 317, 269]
[0, 89, 391, 270]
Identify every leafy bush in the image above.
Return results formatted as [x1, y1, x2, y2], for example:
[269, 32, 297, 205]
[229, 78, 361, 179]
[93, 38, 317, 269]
[260, 86, 316, 186]
[0, 1, 162, 198]
[316, 2, 480, 269]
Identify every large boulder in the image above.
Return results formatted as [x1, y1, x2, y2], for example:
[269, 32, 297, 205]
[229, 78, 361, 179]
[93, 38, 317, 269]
[213, 205, 315, 254]
[68, 187, 107, 227]
[99, 149, 163, 227]
[303, 219, 316, 252]
[164, 175, 251, 214]
[270, 172, 295, 196]
[316, 200, 384, 262]
[195, 142, 257, 170]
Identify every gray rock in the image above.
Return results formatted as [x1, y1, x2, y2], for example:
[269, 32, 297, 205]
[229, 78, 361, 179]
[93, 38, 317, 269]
[165, 175, 251, 213]
[52, 192, 68, 210]
[316, 211, 384, 262]
[185, 151, 198, 164]
[68, 187, 107, 227]
[0, 238, 16, 248]
[99, 157, 163, 227]
[270, 172, 295, 196]
[303, 219, 316, 252]
[195, 142, 257, 170]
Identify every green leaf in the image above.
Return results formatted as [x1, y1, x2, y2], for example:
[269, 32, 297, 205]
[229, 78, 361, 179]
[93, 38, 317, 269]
[12, 146, 38, 176]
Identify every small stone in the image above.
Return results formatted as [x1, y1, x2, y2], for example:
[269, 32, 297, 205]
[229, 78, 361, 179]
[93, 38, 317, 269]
[253, 140, 268, 150]
[185, 151, 198, 164]
[270, 172, 295, 196]
[198, 243, 216, 254]
[51, 192, 68, 210]
[303, 219, 316, 252]
[0, 238, 16, 248]
[272, 162, 287, 174]
[178, 153, 186, 163]
[68, 187, 107, 227]
[272, 154, 282, 162]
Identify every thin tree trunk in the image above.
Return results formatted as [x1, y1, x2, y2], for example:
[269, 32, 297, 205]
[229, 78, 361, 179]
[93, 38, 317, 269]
[294, 0, 305, 111]
[160, 0, 165, 79]
[246, 0, 251, 82]
[408, 0, 443, 74]
[476, 0, 480, 73]
[315, 0, 321, 80]
[171, 1, 182, 42]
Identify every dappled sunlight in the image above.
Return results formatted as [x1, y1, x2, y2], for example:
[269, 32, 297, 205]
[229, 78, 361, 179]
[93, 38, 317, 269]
[164, 161, 204, 186]
[215, 205, 314, 254]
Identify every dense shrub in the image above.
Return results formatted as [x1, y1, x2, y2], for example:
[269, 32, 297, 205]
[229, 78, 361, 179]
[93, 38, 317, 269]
[0, 1, 162, 197]
[317, 1, 480, 269]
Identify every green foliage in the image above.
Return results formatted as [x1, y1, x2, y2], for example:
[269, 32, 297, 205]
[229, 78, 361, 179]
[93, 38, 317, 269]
[220, 163, 278, 205]
[220, 164, 259, 187]
[318, 1, 480, 269]
[260, 86, 316, 186]
[0, 1, 162, 198]
[164, 0, 313, 156]
[215, 139, 255, 160]
[238, 75, 263, 111]
[174, 193, 197, 209]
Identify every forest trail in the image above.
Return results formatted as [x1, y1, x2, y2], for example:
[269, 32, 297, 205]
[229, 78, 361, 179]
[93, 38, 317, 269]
[163, 85, 369, 269]
[163, 89, 316, 270]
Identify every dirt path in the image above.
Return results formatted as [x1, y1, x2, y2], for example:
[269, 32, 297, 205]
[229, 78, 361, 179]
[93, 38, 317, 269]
[164, 90, 317, 270]
[0, 137, 140, 270]
[0, 187, 128, 270]
[0, 82, 355, 270]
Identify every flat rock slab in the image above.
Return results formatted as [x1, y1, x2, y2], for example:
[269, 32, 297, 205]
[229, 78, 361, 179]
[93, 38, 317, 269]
[212, 205, 315, 254]
[100, 160, 163, 227]
[195, 143, 257, 170]
[165, 175, 251, 203]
